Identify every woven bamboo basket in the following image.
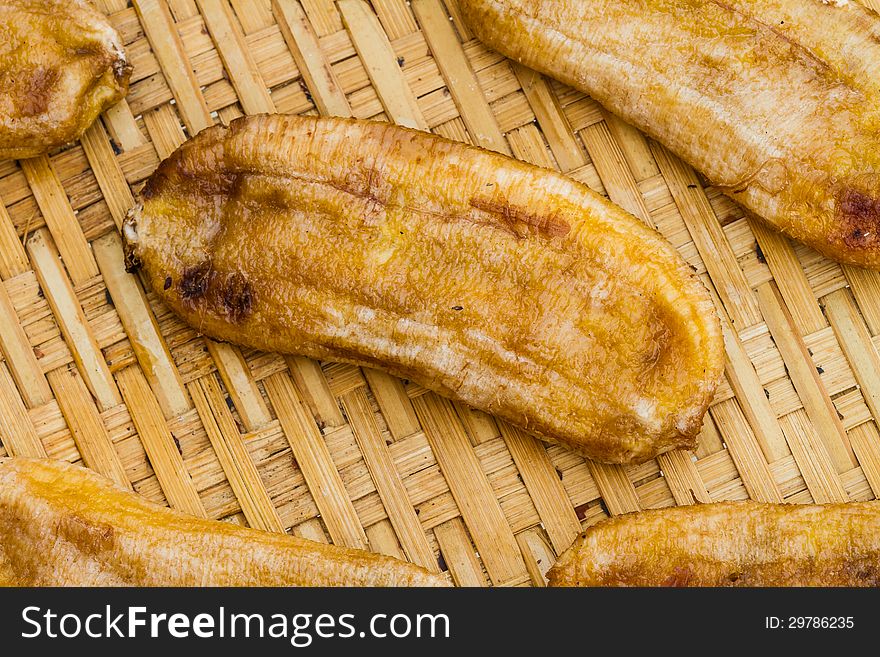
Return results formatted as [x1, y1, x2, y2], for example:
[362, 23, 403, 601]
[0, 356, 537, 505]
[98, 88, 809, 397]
[2, 0, 880, 587]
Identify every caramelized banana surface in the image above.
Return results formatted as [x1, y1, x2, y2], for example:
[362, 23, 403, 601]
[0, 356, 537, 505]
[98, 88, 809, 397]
[123, 114, 723, 464]
[0, 0, 130, 159]
[0, 458, 447, 586]
[460, 0, 880, 268]
[549, 501, 880, 586]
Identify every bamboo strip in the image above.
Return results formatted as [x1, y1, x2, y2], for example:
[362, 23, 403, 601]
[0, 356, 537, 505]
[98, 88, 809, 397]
[412, 0, 510, 155]
[143, 105, 189, 159]
[412, 392, 526, 584]
[586, 461, 641, 514]
[116, 365, 207, 516]
[94, 0, 127, 12]
[779, 410, 848, 503]
[300, 0, 341, 36]
[264, 371, 369, 549]
[338, 0, 428, 129]
[372, 0, 418, 39]
[79, 121, 135, 230]
[512, 63, 585, 172]
[657, 449, 711, 505]
[93, 232, 190, 419]
[189, 373, 285, 531]
[709, 399, 783, 503]
[0, 363, 47, 458]
[515, 528, 554, 587]
[363, 368, 421, 440]
[756, 282, 855, 472]
[443, 0, 473, 41]
[719, 313, 790, 462]
[434, 517, 488, 587]
[229, 0, 273, 31]
[272, 0, 352, 117]
[600, 110, 660, 181]
[365, 519, 406, 560]
[323, 362, 367, 396]
[0, 281, 51, 407]
[103, 101, 147, 151]
[20, 156, 98, 285]
[847, 422, 880, 498]
[134, 0, 213, 134]
[651, 142, 761, 328]
[843, 265, 880, 336]
[580, 122, 653, 226]
[498, 422, 580, 553]
[748, 216, 825, 334]
[286, 356, 346, 429]
[695, 412, 725, 458]
[292, 518, 330, 543]
[341, 386, 437, 570]
[507, 121, 557, 168]
[824, 288, 880, 425]
[218, 105, 245, 126]
[47, 364, 130, 489]
[452, 403, 499, 445]
[197, 0, 276, 114]
[207, 341, 272, 431]
[0, 195, 28, 279]
[27, 229, 121, 411]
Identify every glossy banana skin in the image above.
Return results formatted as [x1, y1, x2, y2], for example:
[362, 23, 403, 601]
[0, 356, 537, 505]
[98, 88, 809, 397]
[123, 114, 723, 464]
[460, 0, 880, 268]
[0, 458, 447, 586]
[0, 0, 131, 160]
[549, 501, 880, 586]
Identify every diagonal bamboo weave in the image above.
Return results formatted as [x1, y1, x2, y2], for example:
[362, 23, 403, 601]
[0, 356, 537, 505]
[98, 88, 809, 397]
[2, 0, 880, 586]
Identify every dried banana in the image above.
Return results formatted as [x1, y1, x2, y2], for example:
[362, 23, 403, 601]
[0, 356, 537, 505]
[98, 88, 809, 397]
[0, 0, 130, 159]
[549, 501, 880, 586]
[460, 0, 880, 268]
[123, 114, 723, 464]
[0, 457, 447, 586]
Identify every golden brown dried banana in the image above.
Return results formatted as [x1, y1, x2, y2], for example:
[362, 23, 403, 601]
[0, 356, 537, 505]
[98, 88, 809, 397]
[0, 0, 130, 159]
[460, 0, 880, 268]
[0, 457, 447, 586]
[549, 501, 880, 586]
[123, 114, 723, 464]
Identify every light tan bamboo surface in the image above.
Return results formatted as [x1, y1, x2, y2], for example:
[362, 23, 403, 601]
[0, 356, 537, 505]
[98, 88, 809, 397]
[2, 0, 880, 587]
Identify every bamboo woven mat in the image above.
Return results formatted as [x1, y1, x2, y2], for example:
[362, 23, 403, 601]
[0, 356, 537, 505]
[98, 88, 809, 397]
[2, 0, 880, 587]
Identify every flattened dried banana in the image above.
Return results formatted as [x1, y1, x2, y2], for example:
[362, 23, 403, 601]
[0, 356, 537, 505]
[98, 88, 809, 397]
[0, 458, 446, 586]
[550, 501, 880, 586]
[0, 0, 130, 159]
[460, 0, 880, 268]
[123, 114, 723, 464]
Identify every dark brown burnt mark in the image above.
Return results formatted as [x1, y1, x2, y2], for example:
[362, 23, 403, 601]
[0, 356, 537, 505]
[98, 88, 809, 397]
[469, 196, 571, 239]
[179, 262, 254, 323]
[17, 67, 61, 117]
[837, 188, 880, 249]
[218, 272, 253, 322]
[180, 261, 212, 301]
